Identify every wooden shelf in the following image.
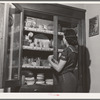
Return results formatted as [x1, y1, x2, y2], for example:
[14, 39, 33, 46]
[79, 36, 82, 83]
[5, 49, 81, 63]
[23, 45, 53, 52]
[22, 64, 51, 69]
[23, 45, 63, 52]
[19, 84, 53, 92]
[24, 27, 64, 36]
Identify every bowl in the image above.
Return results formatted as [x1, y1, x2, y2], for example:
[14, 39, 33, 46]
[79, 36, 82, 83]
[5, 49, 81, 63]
[26, 80, 35, 85]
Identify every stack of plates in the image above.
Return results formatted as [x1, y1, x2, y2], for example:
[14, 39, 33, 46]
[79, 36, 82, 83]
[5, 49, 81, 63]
[45, 79, 53, 85]
[36, 73, 45, 85]
[25, 77, 35, 85]
[37, 73, 44, 80]
[36, 81, 45, 85]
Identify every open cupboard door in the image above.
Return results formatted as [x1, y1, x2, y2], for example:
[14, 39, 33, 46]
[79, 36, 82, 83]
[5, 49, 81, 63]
[3, 3, 23, 92]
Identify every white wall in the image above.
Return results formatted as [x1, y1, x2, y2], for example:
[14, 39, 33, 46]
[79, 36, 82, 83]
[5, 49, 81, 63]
[62, 3, 100, 92]
[84, 4, 100, 93]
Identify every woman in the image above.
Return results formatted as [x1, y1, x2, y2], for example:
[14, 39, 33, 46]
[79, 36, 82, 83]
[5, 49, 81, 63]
[48, 29, 78, 92]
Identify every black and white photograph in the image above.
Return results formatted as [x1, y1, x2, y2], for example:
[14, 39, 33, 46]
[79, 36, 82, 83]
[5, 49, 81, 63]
[89, 15, 99, 37]
[0, 2, 100, 98]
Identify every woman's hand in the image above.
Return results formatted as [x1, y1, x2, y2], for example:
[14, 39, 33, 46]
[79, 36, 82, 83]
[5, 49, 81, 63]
[48, 55, 53, 62]
[48, 54, 66, 72]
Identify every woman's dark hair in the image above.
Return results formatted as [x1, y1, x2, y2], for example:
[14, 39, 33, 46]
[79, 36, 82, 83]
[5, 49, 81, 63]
[64, 29, 78, 46]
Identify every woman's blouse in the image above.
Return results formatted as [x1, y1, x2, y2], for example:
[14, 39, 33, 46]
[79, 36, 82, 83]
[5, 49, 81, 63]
[59, 45, 78, 75]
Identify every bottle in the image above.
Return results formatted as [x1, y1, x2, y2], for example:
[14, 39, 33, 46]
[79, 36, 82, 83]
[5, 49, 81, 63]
[36, 57, 40, 66]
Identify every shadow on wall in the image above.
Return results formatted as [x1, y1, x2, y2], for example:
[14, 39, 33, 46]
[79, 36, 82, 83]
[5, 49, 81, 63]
[74, 45, 91, 92]
[80, 45, 91, 92]
[85, 46, 91, 92]
[72, 45, 91, 92]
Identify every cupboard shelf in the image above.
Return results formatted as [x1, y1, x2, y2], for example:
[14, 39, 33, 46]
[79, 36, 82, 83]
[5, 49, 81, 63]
[24, 27, 64, 36]
[23, 45, 63, 52]
[23, 84, 53, 86]
[22, 64, 51, 69]
[23, 45, 53, 52]
[19, 84, 53, 92]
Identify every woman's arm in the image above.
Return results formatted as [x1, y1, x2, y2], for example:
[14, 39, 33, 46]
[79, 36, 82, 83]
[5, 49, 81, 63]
[48, 55, 66, 72]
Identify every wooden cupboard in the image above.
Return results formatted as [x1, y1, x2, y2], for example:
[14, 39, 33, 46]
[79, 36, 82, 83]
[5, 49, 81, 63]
[2, 3, 86, 92]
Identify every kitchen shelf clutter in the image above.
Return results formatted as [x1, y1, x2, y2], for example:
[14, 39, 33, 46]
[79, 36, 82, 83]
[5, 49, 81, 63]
[23, 72, 53, 86]
[22, 15, 55, 88]
[22, 56, 51, 69]
[24, 16, 64, 35]
[21, 9, 77, 90]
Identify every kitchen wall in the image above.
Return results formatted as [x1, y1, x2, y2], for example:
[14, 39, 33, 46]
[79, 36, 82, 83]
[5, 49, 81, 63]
[84, 4, 100, 93]
[62, 3, 100, 93]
